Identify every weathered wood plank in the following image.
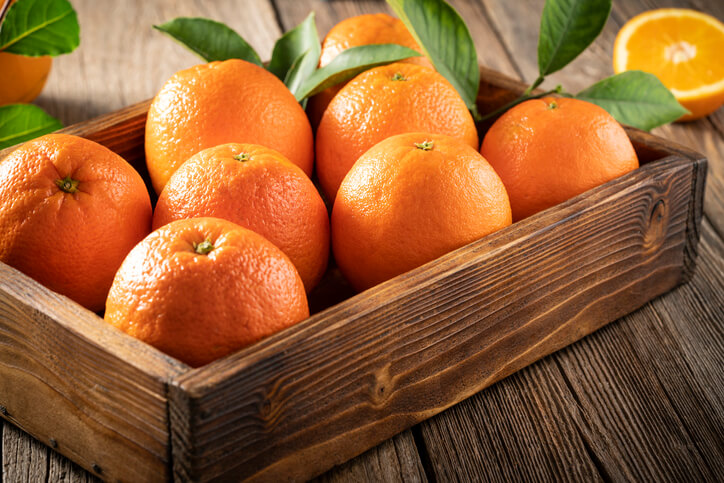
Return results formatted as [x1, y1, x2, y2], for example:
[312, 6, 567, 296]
[2, 424, 48, 483]
[2, 1, 721, 482]
[170, 148, 701, 481]
[2, 424, 100, 483]
[0, 0, 284, 479]
[0, 261, 187, 481]
[412, 0, 723, 479]
[416, 220, 723, 482]
[311, 431, 427, 483]
[418, 359, 606, 482]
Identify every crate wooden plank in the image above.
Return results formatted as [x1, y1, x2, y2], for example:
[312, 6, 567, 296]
[0, 63, 707, 483]
[0, 262, 187, 482]
[169, 148, 704, 481]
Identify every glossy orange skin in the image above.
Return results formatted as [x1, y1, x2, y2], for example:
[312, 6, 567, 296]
[0, 134, 152, 311]
[481, 97, 639, 221]
[333, 133, 511, 292]
[105, 217, 309, 367]
[0, 52, 52, 105]
[153, 143, 330, 292]
[145, 59, 313, 194]
[316, 63, 478, 201]
[307, 13, 432, 127]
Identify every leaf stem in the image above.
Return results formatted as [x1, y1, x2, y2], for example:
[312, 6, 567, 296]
[523, 76, 545, 96]
[478, 85, 562, 122]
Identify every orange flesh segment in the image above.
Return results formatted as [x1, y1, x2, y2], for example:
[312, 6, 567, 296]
[623, 16, 724, 92]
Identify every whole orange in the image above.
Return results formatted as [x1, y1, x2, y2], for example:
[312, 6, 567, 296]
[0, 52, 52, 105]
[145, 59, 313, 194]
[316, 62, 478, 201]
[153, 143, 330, 292]
[481, 97, 639, 221]
[0, 134, 152, 311]
[333, 133, 511, 292]
[105, 217, 309, 367]
[307, 13, 432, 127]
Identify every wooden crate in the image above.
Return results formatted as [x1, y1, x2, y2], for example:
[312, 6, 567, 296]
[0, 67, 706, 482]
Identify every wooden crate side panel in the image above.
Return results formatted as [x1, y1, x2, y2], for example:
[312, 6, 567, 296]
[170, 156, 698, 482]
[0, 263, 186, 482]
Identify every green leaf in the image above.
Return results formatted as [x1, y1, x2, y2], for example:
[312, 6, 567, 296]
[575, 71, 690, 131]
[537, 0, 611, 76]
[0, 104, 62, 149]
[387, 0, 479, 114]
[0, 0, 79, 56]
[153, 17, 262, 66]
[295, 43, 422, 101]
[268, 12, 320, 81]
[284, 48, 317, 108]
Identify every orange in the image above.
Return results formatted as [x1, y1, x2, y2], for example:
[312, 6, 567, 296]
[316, 62, 478, 201]
[0, 52, 52, 105]
[481, 97, 639, 221]
[333, 133, 511, 292]
[105, 217, 309, 367]
[0, 134, 152, 311]
[307, 13, 432, 127]
[0, 0, 52, 105]
[613, 8, 724, 120]
[153, 143, 329, 292]
[145, 59, 313, 194]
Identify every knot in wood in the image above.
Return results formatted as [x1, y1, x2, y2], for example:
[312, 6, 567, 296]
[643, 199, 668, 252]
[257, 387, 284, 430]
[370, 364, 393, 406]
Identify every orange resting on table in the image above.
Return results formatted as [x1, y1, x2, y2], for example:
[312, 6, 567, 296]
[333, 132, 511, 292]
[481, 97, 639, 221]
[153, 143, 330, 292]
[105, 217, 309, 367]
[316, 62, 478, 201]
[307, 13, 432, 127]
[145, 59, 313, 194]
[613, 8, 724, 120]
[0, 133, 152, 312]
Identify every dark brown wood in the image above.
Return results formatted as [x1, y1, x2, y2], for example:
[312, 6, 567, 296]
[169, 144, 704, 481]
[417, 358, 609, 482]
[0, 0, 717, 480]
[311, 430, 427, 483]
[0, 62, 708, 483]
[411, 1, 723, 481]
[0, 261, 187, 481]
[2, 423, 100, 483]
[416, 219, 724, 480]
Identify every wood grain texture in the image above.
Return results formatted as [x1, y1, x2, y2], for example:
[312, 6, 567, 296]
[169, 147, 702, 481]
[2, 424, 99, 483]
[311, 430, 426, 483]
[0, 261, 187, 481]
[2, 0, 722, 482]
[417, 221, 724, 480]
[412, 2, 724, 481]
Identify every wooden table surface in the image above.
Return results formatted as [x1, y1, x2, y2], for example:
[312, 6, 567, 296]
[2, 0, 723, 481]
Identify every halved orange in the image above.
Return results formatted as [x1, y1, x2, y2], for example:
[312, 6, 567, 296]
[613, 8, 724, 121]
